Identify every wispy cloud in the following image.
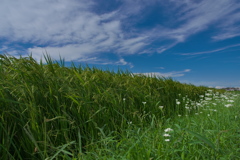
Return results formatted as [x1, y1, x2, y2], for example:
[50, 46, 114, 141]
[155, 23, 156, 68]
[180, 43, 240, 55]
[148, 0, 240, 52]
[134, 69, 191, 78]
[0, 0, 148, 63]
[212, 28, 240, 41]
[0, 0, 240, 64]
[211, 5, 240, 41]
[155, 67, 165, 70]
[180, 79, 240, 88]
[28, 45, 134, 67]
[187, 1, 236, 33]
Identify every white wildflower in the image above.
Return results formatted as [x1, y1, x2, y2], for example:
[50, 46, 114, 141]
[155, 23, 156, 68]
[163, 133, 171, 137]
[159, 106, 164, 109]
[164, 128, 173, 132]
[127, 121, 132, 125]
[205, 98, 212, 101]
[205, 93, 212, 96]
[225, 104, 233, 108]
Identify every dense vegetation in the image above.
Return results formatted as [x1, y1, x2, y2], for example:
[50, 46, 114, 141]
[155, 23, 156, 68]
[0, 54, 238, 159]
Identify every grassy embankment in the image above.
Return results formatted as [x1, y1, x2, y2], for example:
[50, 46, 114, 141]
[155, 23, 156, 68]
[0, 54, 239, 159]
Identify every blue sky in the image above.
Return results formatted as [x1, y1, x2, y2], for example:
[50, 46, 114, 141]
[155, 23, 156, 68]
[0, 0, 240, 88]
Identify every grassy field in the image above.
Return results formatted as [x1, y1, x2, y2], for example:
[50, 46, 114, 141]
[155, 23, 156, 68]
[0, 54, 239, 159]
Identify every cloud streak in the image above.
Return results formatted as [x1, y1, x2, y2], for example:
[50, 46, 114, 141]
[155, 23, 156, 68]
[180, 43, 240, 55]
[158, 0, 240, 40]
[0, 0, 240, 65]
[134, 69, 191, 78]
[0, 0, 150, 66]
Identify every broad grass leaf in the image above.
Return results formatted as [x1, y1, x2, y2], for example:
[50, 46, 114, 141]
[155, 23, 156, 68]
[184, 128, 217, 151]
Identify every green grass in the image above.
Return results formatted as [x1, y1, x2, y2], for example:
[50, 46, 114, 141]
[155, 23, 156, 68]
[83, 91, 239, 160]
[0, 54, 239, 159]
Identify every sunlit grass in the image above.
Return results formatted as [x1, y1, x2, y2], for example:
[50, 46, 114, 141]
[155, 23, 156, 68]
[81, 91, 240, 160]
[0, 54, 238, 159]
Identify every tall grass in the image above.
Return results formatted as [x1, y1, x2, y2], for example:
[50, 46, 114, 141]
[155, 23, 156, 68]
[0, 54, 226, 159]
[84, 91, 239, 160]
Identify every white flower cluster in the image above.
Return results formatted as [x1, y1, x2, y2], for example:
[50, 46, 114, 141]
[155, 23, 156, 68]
[163, 128, 173, 142]
[176, 100, 181, 105]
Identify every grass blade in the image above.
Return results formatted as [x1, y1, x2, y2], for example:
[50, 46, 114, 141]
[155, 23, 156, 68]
[184, 128, 217, 151]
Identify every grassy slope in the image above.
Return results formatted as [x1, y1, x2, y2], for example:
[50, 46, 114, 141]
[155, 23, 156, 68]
[81, 91, 240, 160]
[0, 54, 238, 159]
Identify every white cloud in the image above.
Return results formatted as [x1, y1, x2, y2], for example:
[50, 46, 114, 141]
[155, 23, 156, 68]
[28, 44, 133, 68]
[28, 45, 95, 62]
[27, 45, 134, 68]
[0, 0, 148, 62]
[117, 36, 149, 54]
[211, 7, 240, 41]
[134, 69, 191, 78]
[180, 43, 240, 55]
[0, 0, 240, 63]
[0, 46, 8, 52]
[118, 0, 157, 17]
[0, 0, 93, 43]
[148, 0, 240, 52]
[156, 67, 165, 70]
[215, 86, 225, 89]
[179, 79, 240, 88]
[115, 58, 134, 68]
[212, 28, 240, 41]
[0, 45, 22, 55]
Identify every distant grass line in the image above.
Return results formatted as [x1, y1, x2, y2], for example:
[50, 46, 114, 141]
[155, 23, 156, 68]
[0, 54, 225, 159]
